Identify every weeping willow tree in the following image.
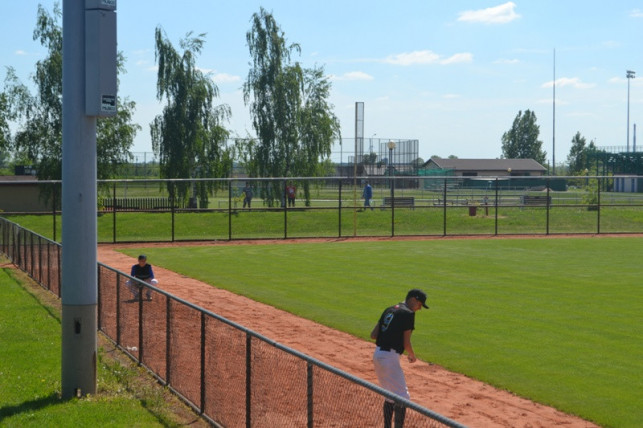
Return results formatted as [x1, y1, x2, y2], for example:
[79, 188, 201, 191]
[243, 7, 339, 206]
[151, 27, 231, 208]
[3, 4, 139, 190]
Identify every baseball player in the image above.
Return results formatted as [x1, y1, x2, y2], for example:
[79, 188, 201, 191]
[127, 254, 158, 300]
[370, 288, 429, 428]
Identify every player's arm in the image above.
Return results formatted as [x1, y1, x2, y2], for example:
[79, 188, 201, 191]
[370, 322, 380, 340]
[403, 329, 416, 363]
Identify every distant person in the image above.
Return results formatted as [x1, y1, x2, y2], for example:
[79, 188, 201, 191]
[242, 182, 253, 209]
[286, 182, 297, 207]
[362, 181, 374, 210]
[370, 289, 428, 428]
[127, 255, 158, 301]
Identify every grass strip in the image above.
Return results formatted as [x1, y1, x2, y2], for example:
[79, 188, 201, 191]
[0, 259, 207, 428]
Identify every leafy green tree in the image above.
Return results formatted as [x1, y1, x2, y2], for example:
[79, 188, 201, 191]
[501, 109, 547, 164]
[151, 27, 231, 207]
[0, 92, 11, 160]
[411, 157, 425, 172]
[243, 8, 339, 206]
[566, 132, 588, 175]
[4, 4, 139, 184]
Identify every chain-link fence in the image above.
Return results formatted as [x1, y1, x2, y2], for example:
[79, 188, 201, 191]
[0, 217, 466, 428]
[2, 175, 643, 242]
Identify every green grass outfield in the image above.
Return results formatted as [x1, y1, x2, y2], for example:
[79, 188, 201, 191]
[123, 237, 643, 428]
[0, 263, 203, 427]
[4, 200, 643, 242]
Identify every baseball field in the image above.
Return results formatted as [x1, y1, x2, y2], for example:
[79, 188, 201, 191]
[117, 236, 642, 428]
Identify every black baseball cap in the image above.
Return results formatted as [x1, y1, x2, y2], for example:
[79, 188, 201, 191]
[138, 254, 147, 260]
[406, 289, 429, 308]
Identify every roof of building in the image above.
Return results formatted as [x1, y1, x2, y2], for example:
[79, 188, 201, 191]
[0, 175, 39, 182]
[424, 158, 546, 171]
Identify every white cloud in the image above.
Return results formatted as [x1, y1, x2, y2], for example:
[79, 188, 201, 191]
[15, 50, 28, 56]
[385, 50, 440, 65]
[440, 53, 473, 65]
[330, 71, 374, 81]
[458, 2, 520, 24]
[494, 58, 520, 64]
[630, 9, 643, 18]
[541, 77, 595, 89]
[212, 73, 241, 84]
[383, 50, 472, 66]
[442, 94, 461, 99]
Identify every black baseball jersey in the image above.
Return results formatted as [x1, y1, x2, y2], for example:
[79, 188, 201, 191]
[375, 302, 415, 354]
[132, 263, 153, 280]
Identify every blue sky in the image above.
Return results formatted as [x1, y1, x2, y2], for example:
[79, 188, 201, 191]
[2, 1, 642, 165]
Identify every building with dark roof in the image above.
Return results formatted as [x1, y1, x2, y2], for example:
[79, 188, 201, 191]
[422, 158, 546, 177]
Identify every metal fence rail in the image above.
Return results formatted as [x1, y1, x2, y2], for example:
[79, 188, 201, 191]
[0, 217, 466, 428]
[2, 175, 643, 242]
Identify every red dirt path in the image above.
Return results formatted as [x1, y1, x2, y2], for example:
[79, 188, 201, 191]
[97, 236, 607, 428]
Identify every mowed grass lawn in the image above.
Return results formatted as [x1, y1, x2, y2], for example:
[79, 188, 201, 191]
[123, 237, 643, 428]
[0, 263, 204, 427]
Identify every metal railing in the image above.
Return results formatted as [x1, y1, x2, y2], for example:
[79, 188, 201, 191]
[0, 217, 465, 428]
[2, 175, 642, 242]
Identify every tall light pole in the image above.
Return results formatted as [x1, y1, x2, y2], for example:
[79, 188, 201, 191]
[627, 70, 635, 152]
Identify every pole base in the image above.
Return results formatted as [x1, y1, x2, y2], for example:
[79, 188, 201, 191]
[62, 304, 97, 399]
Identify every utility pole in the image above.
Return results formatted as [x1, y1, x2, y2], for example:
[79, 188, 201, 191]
[61, 0, 117, 398]
[626, 70, 635, 152]
[552, 49, 556, 175]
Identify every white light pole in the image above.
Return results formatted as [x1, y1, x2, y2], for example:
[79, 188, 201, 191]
[627, 70, 635, 152]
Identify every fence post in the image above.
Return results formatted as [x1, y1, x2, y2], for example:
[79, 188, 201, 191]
[47, 242, 51, 291]
[284, 179, 288, 239]
[116, 275, 121, 346]
[200, 312, 206, 414]
[546, 179, 551, 235]
[112, 182, 117, 243]
[97, 265, 101, 330]
[37, 236, 42, 284]
[30, 233, 34, 278]
[597, 177, 602, 234]
[228, 181, 232, 241]
[246, 333, 252, 428]
[442, 178, 448, 236]
[138, 288, 144, 365]
[57, 245, 62, 298]
[166, 297, 172, 385]
[307, 362, 314, 428]
[52, 183, 57, 242]
[391, 175, 395, 237]
[338, 181, 342, 238]
[494, 178, 499, 235]
[171, 182, 176, 243]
